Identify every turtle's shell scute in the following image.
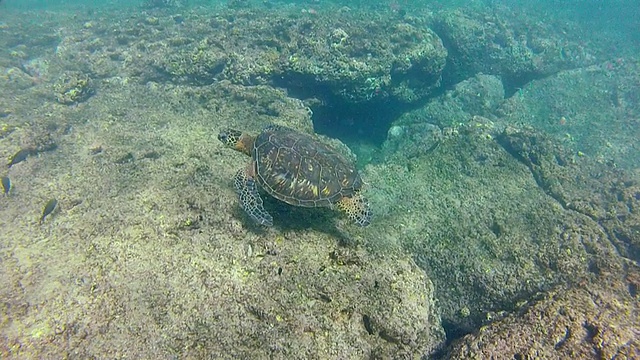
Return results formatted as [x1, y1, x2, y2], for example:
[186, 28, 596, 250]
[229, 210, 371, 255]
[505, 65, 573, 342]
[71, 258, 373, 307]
[253, 126, 362, 208]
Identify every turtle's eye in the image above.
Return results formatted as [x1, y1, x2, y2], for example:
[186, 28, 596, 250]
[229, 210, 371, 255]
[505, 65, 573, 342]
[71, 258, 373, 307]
[218, 132, 228, 142]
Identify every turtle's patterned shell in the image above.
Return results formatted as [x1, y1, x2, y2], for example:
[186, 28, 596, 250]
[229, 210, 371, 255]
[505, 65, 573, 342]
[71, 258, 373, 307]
[252, 126, 363, 208]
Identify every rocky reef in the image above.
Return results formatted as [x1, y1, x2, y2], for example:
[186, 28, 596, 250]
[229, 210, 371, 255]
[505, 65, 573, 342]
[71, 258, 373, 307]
[0, 1, 638, 359]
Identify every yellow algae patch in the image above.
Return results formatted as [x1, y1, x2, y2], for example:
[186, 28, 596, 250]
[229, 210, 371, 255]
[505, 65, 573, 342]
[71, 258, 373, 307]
[29, 322, 53, 339]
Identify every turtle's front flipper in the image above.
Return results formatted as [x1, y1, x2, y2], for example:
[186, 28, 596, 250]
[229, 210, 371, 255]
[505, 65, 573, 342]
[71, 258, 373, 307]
[234, 168, 273, 226]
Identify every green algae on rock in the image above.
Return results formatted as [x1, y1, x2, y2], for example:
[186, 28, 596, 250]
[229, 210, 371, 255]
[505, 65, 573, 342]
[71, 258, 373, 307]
[54, 71, 94, 105]
[365, 122, 625, 335]
[444, 273, 640, 359]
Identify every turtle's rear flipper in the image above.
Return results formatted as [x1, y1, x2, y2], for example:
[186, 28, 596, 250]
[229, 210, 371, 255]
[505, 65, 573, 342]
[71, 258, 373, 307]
[337, 193, 372, 227]
[234, 168, 274, 226]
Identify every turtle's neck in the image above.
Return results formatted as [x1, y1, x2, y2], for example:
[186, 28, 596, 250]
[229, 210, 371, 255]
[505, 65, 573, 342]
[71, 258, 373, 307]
[237, 133, 256, 156]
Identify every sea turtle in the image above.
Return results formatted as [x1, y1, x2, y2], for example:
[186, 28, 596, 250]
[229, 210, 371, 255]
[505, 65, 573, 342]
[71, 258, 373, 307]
[218, 125, 372, 227]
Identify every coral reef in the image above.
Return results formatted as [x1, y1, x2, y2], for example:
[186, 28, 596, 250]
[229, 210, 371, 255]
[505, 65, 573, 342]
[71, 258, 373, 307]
[365, 119, 627, 333]
[386, 73, 505, 132]
[444, 270, 640, 359]
[374, 58, 640, 337]
[53, 71, 93, 105]
[149, 9, 447, 105]
[0, 1, 638, 358]
[433, 6, 600, 91]
[498, 59, 640, 169]
[0, 77, 444, 358]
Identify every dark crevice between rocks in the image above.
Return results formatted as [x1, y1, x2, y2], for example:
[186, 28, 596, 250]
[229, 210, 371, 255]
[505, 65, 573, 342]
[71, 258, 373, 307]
[439, 319, 474, 348]
[502, 71, 547, 98]
[311, 99, 403, 147]
[431, 20, 559, 99]
[495, 131, 565, 204]
[583, 322, 604, 358]
[496, 128, 640, 276]
[274, 77, 409, 165]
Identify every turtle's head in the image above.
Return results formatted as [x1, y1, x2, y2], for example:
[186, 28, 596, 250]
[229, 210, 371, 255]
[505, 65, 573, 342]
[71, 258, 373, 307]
[218, 129, 254, 156]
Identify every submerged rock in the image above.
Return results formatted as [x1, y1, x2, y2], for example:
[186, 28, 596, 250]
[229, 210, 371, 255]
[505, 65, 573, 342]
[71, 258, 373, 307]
[433, 7, 599, 90]
[365, 122, 627, 335]
[498, 59, 640, 169]
[150, 9, 447, 105]
[444, 272, 640, 359]
[54, 71, 94, 104]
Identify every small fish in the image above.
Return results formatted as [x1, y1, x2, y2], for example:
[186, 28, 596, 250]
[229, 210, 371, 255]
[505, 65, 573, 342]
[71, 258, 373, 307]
[40, 198, 58, 224]
[7, 149, 31, 168]
[1, 176, 10, 195]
